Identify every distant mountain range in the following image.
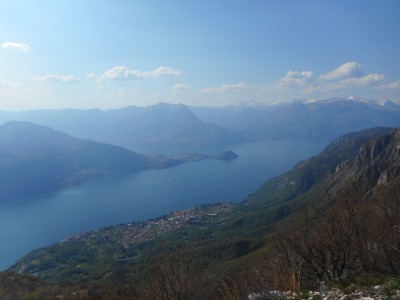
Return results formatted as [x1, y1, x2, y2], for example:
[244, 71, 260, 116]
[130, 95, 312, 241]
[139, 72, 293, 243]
[0, 103, 245, 153]
[0, 121, 238, 201]
[1, 98, 400, 152]
[192, 97, 400, 141]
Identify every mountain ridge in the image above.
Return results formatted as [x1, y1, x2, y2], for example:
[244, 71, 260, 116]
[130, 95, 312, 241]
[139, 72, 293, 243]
[1, 98, 400, 153]
[191, 98, 400, 141]
[0, 121, 239, 202]
[244, 126, 394, 207]
[0, 103, 245, 153]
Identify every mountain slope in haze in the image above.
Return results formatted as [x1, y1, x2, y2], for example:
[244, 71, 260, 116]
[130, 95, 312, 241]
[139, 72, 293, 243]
[0, 121, 151, 201]
[1, 98, 399, 153]
[192, 98, 400, 141]
[0, 121, 239, 202]
[0, 103, 245, 153]
[103, 103, 245, 151]
[9, 127, 400, 295]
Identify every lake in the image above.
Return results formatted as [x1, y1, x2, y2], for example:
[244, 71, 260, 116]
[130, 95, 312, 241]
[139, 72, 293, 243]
[0, 140, 327, 270]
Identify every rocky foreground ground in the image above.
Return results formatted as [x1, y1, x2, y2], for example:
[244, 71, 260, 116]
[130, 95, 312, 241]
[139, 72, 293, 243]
[248, 279, 400, 299]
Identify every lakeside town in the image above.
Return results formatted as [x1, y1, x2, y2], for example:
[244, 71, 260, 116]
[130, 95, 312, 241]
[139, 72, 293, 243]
[64, 202, 236, 249]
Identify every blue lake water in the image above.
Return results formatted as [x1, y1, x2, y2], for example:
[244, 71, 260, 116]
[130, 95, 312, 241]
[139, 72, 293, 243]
[0, 140, 327, 270]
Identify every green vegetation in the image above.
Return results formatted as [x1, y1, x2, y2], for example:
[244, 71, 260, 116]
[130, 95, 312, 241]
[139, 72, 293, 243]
[0, 272, 92, 300]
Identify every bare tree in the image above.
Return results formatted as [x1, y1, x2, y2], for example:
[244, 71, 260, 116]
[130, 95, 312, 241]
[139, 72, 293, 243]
[148, 244, 196, 300]
[373, 181, 400, 274]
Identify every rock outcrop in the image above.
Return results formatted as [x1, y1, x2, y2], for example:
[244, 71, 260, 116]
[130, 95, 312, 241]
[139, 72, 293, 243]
[332, 128, 400, 192]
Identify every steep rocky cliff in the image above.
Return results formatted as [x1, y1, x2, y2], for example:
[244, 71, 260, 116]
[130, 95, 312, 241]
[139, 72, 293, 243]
[247, 127, 393, 206]
[333, 128, 400, 192]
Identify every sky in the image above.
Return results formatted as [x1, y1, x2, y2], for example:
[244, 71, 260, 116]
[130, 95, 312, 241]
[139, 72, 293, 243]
[1, 0, 400, 110]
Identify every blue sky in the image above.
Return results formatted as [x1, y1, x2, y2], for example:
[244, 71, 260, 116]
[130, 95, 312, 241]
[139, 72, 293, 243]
[1, 0, 400, 110]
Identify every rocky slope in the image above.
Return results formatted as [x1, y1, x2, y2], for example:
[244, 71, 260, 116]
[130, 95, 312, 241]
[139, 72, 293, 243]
[245, 127, 393, 207]
[332, 128, 400, 192]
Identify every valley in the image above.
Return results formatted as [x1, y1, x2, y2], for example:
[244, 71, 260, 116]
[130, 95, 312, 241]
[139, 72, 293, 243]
[0, 99, 400, 299]
[2, 1, 400, 298]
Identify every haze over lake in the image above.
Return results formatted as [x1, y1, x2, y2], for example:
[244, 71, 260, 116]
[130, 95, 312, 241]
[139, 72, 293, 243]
[0, 140, 326, 270]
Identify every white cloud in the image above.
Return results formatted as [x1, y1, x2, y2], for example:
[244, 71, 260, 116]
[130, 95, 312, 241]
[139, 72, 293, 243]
[99, 65, 183, 82]
[100, 66, 142, 81]
[147, 66, 183, 77]
[33, 74, 80, 83]
[275, 70, 313, 88]
[172, 83, 191, 92]
[340, 73, 385, 86]
[0, 79, 21, 90]
[1, 42, 31, 53]
[200, 83, 251, 94]
[189, 63, 393, 105]
[379, 80, 400, 90]
[320, 61, 363, 80]
[86, 72, 97, 79]
[303, 73, 386, 95]
[276, 63, 377, 96]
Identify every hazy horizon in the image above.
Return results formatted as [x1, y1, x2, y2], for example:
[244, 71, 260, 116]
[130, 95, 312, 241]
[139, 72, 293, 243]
[0, 96, 398, 114]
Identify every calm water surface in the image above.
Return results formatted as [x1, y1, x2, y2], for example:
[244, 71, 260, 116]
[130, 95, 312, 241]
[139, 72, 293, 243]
[0, 140, 327, 270]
